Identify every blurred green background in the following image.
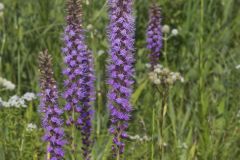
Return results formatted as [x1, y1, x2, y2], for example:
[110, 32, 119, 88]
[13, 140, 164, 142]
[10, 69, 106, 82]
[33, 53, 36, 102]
[0, 0, 240, 159]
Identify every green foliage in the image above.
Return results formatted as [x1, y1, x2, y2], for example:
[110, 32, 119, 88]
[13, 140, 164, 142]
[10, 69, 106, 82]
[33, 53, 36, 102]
[0, 0, 240, 159]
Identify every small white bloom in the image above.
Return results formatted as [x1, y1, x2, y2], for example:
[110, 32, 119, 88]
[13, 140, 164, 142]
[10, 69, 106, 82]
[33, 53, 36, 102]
[22, 92, 36, 101]
[0, 77, 16, 90]
[180, 77, 184, 83]
[19, 98, 27, 108]
[154, 68, 162, 74]
[154, 64, 163, 69]
[143, 135, 150, 141]
[7, 95, 26, 108]
[237, 110, 240, 118]
[87, 24, 93, 30]
[236, 65, 240, 69]
[145, 63, 151, 68]
[134, 135, 140, 140]
[0, 3, 4, 11]
[26, 123, 37, 132]
[0, 97, 3, 107]
[97, 50, 105, 55]
[162, 25, 170, 34]
[0, 97, 9, 107]
[0, 3, 4, 17]
[171, 29, 178, 36]
[154, 79, 161, 85]
[85, 0, 90, 5]
[163, 142, 168, 147]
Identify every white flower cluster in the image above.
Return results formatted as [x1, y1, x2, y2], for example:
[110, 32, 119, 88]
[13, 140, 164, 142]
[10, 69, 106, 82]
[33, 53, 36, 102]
[0, 3, 4, 17]
[235, 65, 240, 69]
[22, 92, 36, 101]
[149, 64, 184, 85]
[26, 123, 37, 132]
[0, 92, 37, 108]
[0, 77, 16, 90]
[162, 24, 179, 36]
[129, 135, 151, 142]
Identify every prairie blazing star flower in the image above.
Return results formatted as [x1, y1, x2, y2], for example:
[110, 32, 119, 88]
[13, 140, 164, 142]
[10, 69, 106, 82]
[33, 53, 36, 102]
[39, 50, 65, 160]
[146, 4, 163, 68]
[107, 0, 135, 156]
[62, 0, 95, 159]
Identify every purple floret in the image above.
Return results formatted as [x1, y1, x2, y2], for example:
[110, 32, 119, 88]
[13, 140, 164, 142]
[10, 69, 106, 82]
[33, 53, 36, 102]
[146, 3, 162, 68]
[107, 0, 135, 155]
[39, 50, 65, 159]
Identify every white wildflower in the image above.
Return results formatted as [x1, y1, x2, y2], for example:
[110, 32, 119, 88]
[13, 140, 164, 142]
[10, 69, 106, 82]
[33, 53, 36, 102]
[0, 77, 16, 90]
[7, 95, 26, 108]
[129, 134, 151, 142]
[154, 64, 163, 69]
[22, 92, 36, 101]
[87, 24, 93, 30]
[143, 135, 151, 141]
[0, 3, 4, 17]
[180, 77, 184, 83]
[0, 3, 4, 11]
[0, 97, 9, 107]
[97, 50, 105, 55]
[149, 65, 184, 86]
[154, 79, 161, 85]
[162, 25, 170, 34]
[85, 0, 89, 5]
[171, 29, 179, 36]
[0, 92, 35, 108]
[145, 63, 151, 68]
[154, 68, 162, 74]
[0, 97, 3, 107]
[163, 142, 168, 147]
[237, 110, 240, 118]
[235, 65, 240, 69]
[26, 123, 37, 132]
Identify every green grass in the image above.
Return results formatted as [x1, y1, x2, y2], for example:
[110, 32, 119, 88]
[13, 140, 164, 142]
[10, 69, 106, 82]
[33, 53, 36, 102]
[0, 0, 240, 159]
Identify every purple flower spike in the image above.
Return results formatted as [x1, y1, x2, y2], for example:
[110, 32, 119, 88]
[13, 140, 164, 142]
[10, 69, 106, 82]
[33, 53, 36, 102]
[146, 3, 162, 69]
[62, 0, 95, 159]
[39, 50, 65, 159]
[107, 0, 135, 156]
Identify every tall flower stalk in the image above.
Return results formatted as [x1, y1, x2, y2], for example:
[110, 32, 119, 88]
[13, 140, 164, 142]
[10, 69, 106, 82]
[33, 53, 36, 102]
[146, 3, 162, 69]
[62, 0, 95, 159]
[39, 50, 65, 160]
[107, 0, 135, 157]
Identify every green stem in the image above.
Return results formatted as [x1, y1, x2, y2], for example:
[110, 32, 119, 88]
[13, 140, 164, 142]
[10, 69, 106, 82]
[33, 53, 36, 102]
[19, 131, 25, 158]
[14, 0, 21, 94]
[47, 143, 50, 160]
[199, 0, 204, 109]
[71, 106, 76, 160]
[156, 86, 169, 159]
[164, 33, 168, 66]
[151, 105, 155, 160]
[97, 92, 102, 137]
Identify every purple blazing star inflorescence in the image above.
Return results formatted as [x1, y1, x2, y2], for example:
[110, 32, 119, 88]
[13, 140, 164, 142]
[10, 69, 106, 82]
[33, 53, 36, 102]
[146, 3, 163, 69]
[39, 50, 65, 160]
[62, 0, 95, 159]
[107, 0, 135, 156]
